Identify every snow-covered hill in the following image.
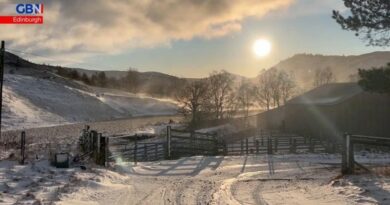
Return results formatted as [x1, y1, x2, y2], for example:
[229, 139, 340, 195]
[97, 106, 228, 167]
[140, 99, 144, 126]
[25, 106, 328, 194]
[2, 74, 178, 131]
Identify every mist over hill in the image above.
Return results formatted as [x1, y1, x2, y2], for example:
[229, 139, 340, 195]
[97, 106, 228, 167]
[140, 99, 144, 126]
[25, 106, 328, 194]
[268, 52, 390, 90]
[5, 51, 390, 94]
[4, 51, 247, 98]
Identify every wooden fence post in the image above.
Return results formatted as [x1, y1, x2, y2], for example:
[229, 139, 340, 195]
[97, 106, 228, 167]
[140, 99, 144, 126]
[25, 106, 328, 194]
[290, 139, 296, 153]
[213, 134, 218, 155]
[96, 133, 101, 164]
[259, 129, 264, 146]
[105, 137, 109, 167]
[309, 137, 314, 153]
[245, 138, 249, 155]
[349, 138, 355, 174]
[154, 143, 158, 160]
[166, 126, 171, 159]
[88, 131, 91, 153]
[89, 130, 98, 154]
[345, 133, 354, 174]
[223, 141, 228, 156]
[190, 131, 194, 155]
[20, 131, 26, 164]
[240, 140, 244, 155]
[341, 133, 348, 174]
[144, 144, 147, 161]
[267, 137, 273, 154]
[274, 137, 278, 153]
[134, 139, 138, 165]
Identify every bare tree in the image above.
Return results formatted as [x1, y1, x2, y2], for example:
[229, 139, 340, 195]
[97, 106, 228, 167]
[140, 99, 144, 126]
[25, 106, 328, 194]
[255, 69, 274, 111]
[224, 91, 240, 119]
[208, 70, 234, 120]
[279, 70, 296, 104]
[176, 80, 210, 129]
[269, 69, 283, 108]
[313, 67, 335, 87]
[236, 80, 255, 118]
[256, 68, 296, 110]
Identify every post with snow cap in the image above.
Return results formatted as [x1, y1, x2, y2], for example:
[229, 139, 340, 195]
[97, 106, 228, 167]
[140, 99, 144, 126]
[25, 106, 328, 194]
[0, 41, 5, 136]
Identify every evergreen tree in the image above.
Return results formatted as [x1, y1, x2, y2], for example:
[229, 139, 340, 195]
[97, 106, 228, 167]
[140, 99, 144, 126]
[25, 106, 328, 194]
[70, 70, 80, 80]
[333, 0, 390, 46]
[97, 71, 107, 87]
[124, 68, 139, 92]
[56, 66, 69, 77]
[358, 63, 390, 94]
[90, 73, 98, 86]
[81, 73, 91, 85]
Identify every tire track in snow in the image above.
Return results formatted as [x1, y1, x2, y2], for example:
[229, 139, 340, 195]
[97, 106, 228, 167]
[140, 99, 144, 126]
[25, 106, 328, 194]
[252, 182, 268, 205]
[134, 185, 165, 205]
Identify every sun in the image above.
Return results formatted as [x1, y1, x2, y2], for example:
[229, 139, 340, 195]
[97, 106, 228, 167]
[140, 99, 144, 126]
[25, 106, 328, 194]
[253, 39, 271, 57]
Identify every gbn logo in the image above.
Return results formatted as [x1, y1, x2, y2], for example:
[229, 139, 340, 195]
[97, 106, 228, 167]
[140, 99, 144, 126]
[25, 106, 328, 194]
[16, 4, 44, 14]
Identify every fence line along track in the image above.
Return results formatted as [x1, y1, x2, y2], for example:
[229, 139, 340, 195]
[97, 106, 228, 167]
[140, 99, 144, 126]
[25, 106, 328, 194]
[106, 127, 330, 164]
[3, 125, 334, 165]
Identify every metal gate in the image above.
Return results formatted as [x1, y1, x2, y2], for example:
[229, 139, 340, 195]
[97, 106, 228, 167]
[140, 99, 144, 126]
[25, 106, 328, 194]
[168, 127, 219, 159]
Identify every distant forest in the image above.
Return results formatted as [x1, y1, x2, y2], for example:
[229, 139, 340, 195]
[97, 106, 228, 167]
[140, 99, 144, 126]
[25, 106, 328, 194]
[54, 66, 186, 98]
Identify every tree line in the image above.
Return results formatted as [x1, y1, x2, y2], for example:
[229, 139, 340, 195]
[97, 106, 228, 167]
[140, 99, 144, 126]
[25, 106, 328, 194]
[55, 66, 140, 93]
[176, 69, 297, 129]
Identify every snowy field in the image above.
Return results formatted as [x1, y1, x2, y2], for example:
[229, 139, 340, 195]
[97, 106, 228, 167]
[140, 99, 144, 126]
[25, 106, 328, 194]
[2, 74, 178, 131]
[1, 153, 389, 205]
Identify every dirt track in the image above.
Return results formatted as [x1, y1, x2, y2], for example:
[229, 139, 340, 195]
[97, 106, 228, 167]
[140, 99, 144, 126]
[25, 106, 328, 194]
[58, 154, 352, 205]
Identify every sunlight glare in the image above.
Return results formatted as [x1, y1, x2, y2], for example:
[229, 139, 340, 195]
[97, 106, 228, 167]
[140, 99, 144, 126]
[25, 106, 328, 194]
[253, 39, 271, 57]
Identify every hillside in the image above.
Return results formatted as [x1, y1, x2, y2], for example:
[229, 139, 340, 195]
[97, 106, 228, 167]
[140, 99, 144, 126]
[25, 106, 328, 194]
[4, 51, 189, 98]
[269, 52, 390, 90]
[2, 53, 178, 131]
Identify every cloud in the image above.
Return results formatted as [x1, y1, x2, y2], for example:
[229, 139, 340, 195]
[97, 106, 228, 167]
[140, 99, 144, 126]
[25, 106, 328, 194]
[266, 0, 345, 19]
[0, 0, 292, 61]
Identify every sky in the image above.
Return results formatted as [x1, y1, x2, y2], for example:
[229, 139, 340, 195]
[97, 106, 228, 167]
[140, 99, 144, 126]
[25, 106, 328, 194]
[0, 0, 388, 77]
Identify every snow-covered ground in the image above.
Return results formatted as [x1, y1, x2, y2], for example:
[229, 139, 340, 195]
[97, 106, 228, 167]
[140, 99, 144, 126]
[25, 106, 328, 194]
[1, 153, 389, 205]
[2, 74, 178, 131]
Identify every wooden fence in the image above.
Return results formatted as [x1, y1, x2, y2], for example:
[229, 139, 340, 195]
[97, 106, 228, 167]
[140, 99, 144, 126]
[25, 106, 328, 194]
[79, 126, 336, 164]
[107, 126, 220, 163]
[109, 141, 165, 162]
[105, 127, 330, 163]
[168, 128, 219, 158]
[342, 133, 390, 174]
[223, 130, 327, 155]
